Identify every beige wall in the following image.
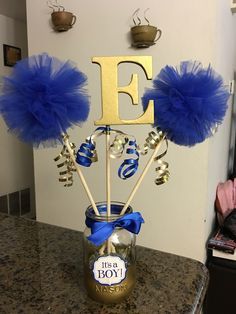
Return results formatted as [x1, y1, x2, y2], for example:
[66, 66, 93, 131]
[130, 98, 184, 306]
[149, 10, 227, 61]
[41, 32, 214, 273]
[205, 0, 236, 250]
[26, 0, 236, 261]
[0, 14, 35, 207]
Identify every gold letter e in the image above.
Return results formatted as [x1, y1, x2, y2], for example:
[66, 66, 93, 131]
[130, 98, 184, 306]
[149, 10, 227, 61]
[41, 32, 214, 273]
[93, 56, 154, 125]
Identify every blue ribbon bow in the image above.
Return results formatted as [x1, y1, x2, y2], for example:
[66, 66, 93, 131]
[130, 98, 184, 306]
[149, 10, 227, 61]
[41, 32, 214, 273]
[86, 212, 144, 246]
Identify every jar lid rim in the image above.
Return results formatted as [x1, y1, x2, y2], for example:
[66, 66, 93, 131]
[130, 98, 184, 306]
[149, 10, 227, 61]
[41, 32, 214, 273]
[85, 201, 133, 221]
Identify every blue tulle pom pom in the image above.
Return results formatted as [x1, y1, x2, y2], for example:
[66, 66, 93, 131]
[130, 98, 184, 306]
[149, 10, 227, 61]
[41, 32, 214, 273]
[142, 61, 229, 146]
[0, 53, 89, 146]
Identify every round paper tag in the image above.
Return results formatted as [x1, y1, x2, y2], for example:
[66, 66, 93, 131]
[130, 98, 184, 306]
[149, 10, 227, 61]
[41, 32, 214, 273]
[93, 255, 127, 286]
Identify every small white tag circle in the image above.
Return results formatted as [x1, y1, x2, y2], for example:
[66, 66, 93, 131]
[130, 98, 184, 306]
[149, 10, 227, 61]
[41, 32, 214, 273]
[93, 255, 127, 286]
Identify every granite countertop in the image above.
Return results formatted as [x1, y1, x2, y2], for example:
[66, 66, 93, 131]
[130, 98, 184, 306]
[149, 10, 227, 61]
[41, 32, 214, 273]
[0, 213, 208, 314]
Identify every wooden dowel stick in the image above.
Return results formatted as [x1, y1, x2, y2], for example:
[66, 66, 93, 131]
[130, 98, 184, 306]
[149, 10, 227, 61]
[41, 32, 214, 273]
[106, 127, 111, 218]
[63, 137, 100, 216]
[106, 126, 111, 254]
[120, 138, 164, 216]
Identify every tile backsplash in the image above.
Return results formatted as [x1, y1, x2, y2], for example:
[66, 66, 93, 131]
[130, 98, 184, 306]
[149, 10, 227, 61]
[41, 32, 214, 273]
[0, 195, 8, 214]
[0, 188, 31, 217]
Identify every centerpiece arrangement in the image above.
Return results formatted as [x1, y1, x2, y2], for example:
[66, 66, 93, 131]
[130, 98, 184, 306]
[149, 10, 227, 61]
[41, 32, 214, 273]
[0, 53, 229, 304]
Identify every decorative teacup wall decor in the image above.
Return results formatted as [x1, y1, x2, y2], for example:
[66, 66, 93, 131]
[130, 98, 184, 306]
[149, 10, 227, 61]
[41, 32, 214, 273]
[48, 0, 76, 32]
[51, 11, 76, 32]
[130, 9, 162, 48]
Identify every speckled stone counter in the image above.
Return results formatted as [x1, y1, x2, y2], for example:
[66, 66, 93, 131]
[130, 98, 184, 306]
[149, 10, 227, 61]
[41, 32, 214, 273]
[0, 213, 208, 313]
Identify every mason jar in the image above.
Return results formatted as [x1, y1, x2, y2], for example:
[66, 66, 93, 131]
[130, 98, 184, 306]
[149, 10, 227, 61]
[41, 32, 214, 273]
[83, 201, 136, 304]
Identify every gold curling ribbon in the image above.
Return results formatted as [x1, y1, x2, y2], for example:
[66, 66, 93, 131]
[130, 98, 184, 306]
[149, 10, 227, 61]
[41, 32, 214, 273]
[139, 129, 170, 185]
[109, 134, 128, 159]
[153, 146, 170, 185]
[83, 128, 137, 163]
[77, 128, 128, 166]
[54, 134, 76, 187]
